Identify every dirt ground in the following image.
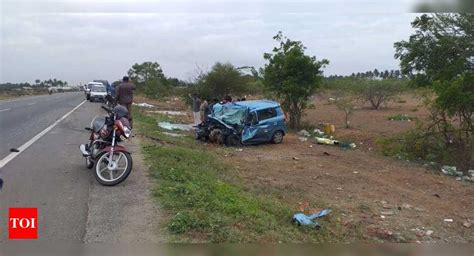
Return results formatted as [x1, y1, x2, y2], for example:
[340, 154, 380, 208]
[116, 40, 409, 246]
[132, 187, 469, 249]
[136, 93, 473, 242]
[304, 93, 431, 151]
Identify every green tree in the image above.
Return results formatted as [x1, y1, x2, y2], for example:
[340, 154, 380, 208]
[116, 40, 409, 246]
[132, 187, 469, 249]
[357, 79, 404, 109]
[128, 61, 165, 85]
[199, 62, 245, 99]
[394, 13, 473, 172]
[374, 69, 380, 78]
[263, 31, 329, 129]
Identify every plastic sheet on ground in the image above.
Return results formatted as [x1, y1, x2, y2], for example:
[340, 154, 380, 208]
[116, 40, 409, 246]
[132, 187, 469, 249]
[158, 122, 193, 131]
[133, 102, 155, 108]
[162, 132, 185, 137]
[292, 208, 332, 228]
[148, 110, 187, 116]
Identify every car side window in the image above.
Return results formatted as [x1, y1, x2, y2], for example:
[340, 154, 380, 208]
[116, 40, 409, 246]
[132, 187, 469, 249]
[246, 112, 258, 125]
[257, 108, 277, 121]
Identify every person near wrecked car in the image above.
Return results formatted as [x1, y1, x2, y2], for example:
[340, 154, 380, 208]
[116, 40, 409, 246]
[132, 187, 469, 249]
[189, 93, 201, 125]
[115, 76, 136, 128]
[200, 99, 211, 123]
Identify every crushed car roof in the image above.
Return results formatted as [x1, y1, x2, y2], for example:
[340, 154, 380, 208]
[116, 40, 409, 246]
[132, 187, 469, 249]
[233, 100, 280, 111]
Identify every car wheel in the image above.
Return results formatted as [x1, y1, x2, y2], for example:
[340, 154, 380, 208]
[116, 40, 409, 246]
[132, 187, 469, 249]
[86, 95, 90, 100]
[225, 134, 242, 147]
[271, 131, 284, 144]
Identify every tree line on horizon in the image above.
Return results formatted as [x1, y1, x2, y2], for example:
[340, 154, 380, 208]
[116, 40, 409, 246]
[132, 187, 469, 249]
[327, 69, 406, 80]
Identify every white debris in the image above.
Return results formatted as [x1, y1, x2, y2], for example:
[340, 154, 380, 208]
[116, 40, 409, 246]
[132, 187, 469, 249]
[148, 110, 187, 116]
[162, 132, 185, 137]
[297, 130, 310, 137]
[443, 219, 453, 223]
[158, 122, 193, 131]
[133, 102, 155, 108]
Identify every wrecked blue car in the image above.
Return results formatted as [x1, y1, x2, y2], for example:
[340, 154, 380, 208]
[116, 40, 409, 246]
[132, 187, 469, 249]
[195, 100, 287, 146]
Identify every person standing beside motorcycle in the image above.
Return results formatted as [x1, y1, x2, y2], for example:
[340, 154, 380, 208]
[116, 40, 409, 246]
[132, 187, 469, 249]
[115, 76, 136, 127]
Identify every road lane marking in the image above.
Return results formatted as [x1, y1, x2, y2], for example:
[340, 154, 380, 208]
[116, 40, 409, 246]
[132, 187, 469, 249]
[0, 100, 87, 169]
[0, 108, 11, 113]
[27, 102, 37, 106]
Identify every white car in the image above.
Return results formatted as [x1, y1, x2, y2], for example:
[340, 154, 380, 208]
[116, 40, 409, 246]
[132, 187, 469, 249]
[89, 84, 107, 102]
[85, 82, 104, 101]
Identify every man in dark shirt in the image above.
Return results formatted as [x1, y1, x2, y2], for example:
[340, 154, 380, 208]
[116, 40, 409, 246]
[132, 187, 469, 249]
[115, 76, 136, 127]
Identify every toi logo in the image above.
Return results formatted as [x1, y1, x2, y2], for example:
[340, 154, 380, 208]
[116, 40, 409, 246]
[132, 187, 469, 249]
[9, 208, 38, 239]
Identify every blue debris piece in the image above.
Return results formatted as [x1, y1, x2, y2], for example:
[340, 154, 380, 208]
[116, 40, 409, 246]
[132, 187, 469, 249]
[292, 208, 332, 229]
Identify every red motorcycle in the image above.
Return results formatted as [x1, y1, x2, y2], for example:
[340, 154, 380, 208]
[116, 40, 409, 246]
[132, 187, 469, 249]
[80, 105, 133, 186]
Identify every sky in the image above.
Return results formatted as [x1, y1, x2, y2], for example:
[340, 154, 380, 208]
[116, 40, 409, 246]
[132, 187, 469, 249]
[1, 0, 422, 85]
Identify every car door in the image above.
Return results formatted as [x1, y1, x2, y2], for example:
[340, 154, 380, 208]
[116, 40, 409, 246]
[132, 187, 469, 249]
[242, 108, 277, 143]
[256, 108, 278, 141]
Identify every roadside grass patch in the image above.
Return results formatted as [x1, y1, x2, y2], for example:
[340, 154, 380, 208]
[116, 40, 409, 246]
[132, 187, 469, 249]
[134, 108, 346, 242]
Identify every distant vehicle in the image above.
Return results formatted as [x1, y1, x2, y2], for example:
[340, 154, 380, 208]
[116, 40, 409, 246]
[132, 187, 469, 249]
[89, 84, 107, 102]
[85, 82, 103, 100]
[93, 80, 109, 87]
[196, 100, 288, 146]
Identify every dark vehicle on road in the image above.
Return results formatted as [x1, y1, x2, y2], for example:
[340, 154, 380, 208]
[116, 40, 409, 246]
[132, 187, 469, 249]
[196, 100, 287, 146]
[79, 105, 133, 186]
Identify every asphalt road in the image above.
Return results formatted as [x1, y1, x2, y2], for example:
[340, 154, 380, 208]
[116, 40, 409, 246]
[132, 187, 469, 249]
[0, 92, 162, 242]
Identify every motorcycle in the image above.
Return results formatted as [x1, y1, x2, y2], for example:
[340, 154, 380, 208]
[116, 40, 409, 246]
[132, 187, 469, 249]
[79, 105, 133, 186]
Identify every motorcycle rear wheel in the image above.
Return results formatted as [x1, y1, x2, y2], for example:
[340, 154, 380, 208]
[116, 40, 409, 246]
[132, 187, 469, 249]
[94, 151, 132, 186]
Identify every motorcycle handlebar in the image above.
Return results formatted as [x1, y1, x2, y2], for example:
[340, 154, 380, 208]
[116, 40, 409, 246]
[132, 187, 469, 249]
[101, 105, 112, 113]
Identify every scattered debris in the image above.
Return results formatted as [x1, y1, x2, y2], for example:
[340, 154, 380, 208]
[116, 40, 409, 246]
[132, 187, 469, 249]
[316, 137, 339, 145]
[162, 132, 185, 137]
[336, 187, 343, 190]
[463, 220, 472, 228]
[158, 122, 193, 131]
[297, 130, 310, 137]
[147, 110, 187, 116]
[292, 208, 332, 228]
[401, 203, 412, 209]
[235, 148, 243, 152]
[309, 145, 313, 148]
[313, 129, 325, 136]
[367, 225, 394, 240]
[10, 148, 20, 152]
[353, 171, 359, 174]
[433, 193, 441, 198]
[381, 211, 395, 216]
[323, 123, 336, 135]
[425, 230, 434, 236]
[441, 166, 463, 177]
[298, 137, 308, 142]
[323, 151, 330, 156]
[133, 102, 155, 108]
[443, 218, 453, 223]
[292, 156, 299, 161]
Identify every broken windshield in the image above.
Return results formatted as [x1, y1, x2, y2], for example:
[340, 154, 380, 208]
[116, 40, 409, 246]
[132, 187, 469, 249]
[212, 103, 248, 126]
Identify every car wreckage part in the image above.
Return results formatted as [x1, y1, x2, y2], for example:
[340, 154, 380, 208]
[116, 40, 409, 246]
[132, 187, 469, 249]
[209, 129, 224, 144]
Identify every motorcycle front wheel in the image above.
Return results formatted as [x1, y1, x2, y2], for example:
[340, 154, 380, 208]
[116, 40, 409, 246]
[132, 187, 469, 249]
[94, 151, 132, 186]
